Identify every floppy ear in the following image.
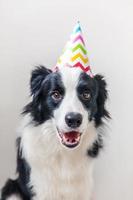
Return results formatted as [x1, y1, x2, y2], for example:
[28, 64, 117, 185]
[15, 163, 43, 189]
[94, 74, 110, 126]
[23, 66, 52, 124]
[30, 66, 52, 97]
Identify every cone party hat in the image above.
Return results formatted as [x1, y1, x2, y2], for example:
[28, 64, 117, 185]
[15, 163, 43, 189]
[55, 22, 93, 77]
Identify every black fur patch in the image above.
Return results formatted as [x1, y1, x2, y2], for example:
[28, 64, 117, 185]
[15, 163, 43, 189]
[1, 138, 33, 200]
[94, 74, 110, 127]
[77, 73, 110, 127]
[1, 179, 22, 200]
[87, 136, 103, 158]
[16, 138, 33, 199]
[77, 72, 98, 121]
[23, 66, 65, 125]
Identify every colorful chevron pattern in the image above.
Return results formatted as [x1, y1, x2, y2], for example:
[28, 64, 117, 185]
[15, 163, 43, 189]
[55, 22, 93, 77]
[71, 53, 89, 63]
[72, 44, 87, 55]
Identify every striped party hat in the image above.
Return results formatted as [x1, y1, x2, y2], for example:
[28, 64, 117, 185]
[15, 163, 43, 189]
[55, 22, 93, 77]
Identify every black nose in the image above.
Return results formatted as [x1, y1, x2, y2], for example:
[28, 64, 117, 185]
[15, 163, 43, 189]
[65, 112, 82, 128]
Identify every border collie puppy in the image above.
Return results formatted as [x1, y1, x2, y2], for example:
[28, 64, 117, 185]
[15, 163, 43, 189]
[1, 65, 109, 200]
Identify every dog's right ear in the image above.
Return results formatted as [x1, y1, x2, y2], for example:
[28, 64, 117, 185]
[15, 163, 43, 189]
[94, 74, 110, 126]
[30, 66, 52, 96]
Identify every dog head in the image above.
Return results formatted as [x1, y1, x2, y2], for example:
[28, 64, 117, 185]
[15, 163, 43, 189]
[23, 66, 109, 149]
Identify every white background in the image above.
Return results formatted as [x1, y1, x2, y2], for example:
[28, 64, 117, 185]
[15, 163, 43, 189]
[0, 0, 133, 199]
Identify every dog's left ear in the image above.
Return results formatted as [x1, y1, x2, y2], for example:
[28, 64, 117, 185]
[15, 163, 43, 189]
[23, 66, 52, 124]
[94, 74, 110, 126]
[30, 66, 52, 96]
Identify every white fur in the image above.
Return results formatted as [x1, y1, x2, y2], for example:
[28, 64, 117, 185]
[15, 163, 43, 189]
[21, 119, 96, 200]
[20, 67, 98, 200]
[6, 195, 21, 200]
[54, 67, 90, 135]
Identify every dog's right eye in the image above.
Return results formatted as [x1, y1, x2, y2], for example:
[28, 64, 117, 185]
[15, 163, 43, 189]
[51, 91, 62, 101]
[81, 91, 91, 100]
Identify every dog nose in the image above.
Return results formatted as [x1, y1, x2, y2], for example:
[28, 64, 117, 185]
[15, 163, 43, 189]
[65, 112, 82, 128]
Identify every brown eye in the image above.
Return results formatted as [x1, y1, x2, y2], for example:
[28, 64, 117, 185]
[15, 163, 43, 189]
[51, 91, 62, 101]
[82, 91, 90, 100]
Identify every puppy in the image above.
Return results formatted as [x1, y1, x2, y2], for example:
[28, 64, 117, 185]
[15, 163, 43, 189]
[1, 65, 109, 200]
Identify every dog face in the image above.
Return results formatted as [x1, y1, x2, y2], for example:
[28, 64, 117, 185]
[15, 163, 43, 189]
[52, 67, 98, 148]
[24, 66, 109, 149]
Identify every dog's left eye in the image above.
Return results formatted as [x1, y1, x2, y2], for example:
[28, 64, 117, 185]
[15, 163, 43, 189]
[81, 91, 91, 100]
[51, 91, 62, 101]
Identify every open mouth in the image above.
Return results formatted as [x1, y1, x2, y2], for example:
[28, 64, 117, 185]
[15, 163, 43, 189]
[58, 131, 81, 148]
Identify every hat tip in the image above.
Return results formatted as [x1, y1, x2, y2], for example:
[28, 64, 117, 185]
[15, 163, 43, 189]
[73, 21, 82, 34]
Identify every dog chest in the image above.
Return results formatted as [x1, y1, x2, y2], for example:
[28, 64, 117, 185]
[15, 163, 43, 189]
[30, 153, 94, 200]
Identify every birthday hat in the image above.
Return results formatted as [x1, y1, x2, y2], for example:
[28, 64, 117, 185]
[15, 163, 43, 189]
[55, 22, 93, 77]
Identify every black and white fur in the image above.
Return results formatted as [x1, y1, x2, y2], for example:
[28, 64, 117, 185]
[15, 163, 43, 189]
[1, 65, 109, 200]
